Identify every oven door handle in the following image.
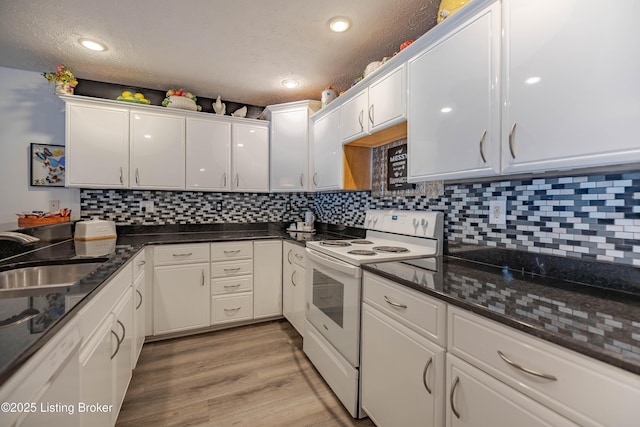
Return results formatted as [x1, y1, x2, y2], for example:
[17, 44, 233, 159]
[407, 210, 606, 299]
[305, 248, 362, 278]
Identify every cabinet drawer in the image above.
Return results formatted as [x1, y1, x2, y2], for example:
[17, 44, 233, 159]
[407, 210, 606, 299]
[212, 294, 253, 324]
[212, 276, 253, 295]
[363, 272, 446, 347]
[132, 249, 146, 279]
[211, 241, 253, 261]
[154, 244, 210, 265]
[211, 260, 253, 278]
[284, 242, 306, 268]
[448, 306, 640, 427]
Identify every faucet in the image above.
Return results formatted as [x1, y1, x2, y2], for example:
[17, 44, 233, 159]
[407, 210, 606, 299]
[0, 232, 40, 245]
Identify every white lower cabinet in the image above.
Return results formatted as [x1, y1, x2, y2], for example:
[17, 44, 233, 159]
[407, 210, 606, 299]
[211, 241, 253, 325]
[253, 240, 282, 319]
[446, 354, 577, 427]
[282, 241, 306, 336]
[361, 304, 445, 427]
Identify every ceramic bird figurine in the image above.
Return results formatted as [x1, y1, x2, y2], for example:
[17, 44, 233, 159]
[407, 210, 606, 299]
[231, 106, 247, 118]
[213, 95, 226, 115]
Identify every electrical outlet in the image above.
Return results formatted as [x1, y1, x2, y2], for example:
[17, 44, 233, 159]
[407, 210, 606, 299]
[489, 200, 506, 225]
[213, 202, 222, 212]
[140, 200, 154, 213]
[49, 200, 60, 212]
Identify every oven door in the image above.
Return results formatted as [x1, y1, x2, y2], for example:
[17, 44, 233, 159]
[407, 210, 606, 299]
[305, 248, 362, 367]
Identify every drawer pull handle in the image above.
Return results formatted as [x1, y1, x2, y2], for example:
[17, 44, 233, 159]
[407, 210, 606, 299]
[137, 260, 146, 267]
[479, 129, 487, 163]
[294, 253, 304, 261]
[224, 307, 241, 314]
[224, 284, 241, 289]
[224, 267, 241, 273]
[224, 250, 241, 255]
[135, 289, 143, 310]
[497, 350, 557, 381]
[384, 295, 407, 309]
[422, 357, 433, 394]
[450, 376, 460, 419]
[172, 252, 193, 257]
[287, 249, 293, 264]
[110, 330, 121, 359]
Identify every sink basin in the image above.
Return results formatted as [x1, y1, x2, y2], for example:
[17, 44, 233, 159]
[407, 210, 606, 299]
[0, 261, 106, 292]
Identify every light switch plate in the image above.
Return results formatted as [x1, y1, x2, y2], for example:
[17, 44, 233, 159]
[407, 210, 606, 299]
[489, 200, 506, 225]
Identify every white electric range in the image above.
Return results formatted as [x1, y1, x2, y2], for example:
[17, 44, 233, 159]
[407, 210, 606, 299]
[303, 210, 444, 418]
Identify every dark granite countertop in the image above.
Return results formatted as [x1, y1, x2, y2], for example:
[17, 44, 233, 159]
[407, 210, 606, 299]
[0, 222, 363, 383]
[361, 249, 640, 376]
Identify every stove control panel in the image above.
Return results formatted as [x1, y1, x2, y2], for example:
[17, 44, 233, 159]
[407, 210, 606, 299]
[364, 210, 443, 239]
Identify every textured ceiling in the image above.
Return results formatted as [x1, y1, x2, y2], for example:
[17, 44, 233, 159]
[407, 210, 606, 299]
[0, 0, 440, 106]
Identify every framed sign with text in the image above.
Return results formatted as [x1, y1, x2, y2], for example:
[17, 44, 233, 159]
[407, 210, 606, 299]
[386, 144, 416, 191]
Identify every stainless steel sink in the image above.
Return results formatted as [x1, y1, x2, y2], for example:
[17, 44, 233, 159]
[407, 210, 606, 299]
[0, 261, 105, 292]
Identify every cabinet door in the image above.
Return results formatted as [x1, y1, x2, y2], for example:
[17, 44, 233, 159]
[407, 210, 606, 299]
[154, 263, 210, 334]
[253, 240, 282, 319]
[186, 118, 231, 191]
[232, 123, 269, 191]
[502, 0, 640, 173]
[80, 315, 114, 427]
[133, 271, 145, 368]
[66, 103, 129, 188]
[368, 64, 406, 133]
[270, 108, 309, 191]
[312, 108, 342, 191]
[340, 89, 369, 143]
[130, 111, 185, 190]
[408, 2, 500, 181]
[446, 355, 577, 427]
[112, 287, 134, 413]
[361, 304, 445, 427]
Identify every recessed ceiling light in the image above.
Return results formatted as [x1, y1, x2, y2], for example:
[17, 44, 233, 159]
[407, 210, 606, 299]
[79, 38, 107, 52]
[281, 79, 300, 89]
[328, 16, 352, 33]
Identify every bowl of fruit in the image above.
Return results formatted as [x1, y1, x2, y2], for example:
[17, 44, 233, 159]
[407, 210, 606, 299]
[162, 89, 201, 111]
[116, 91, 150, 104]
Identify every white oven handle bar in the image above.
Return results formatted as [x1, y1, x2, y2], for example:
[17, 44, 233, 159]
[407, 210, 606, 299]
[305, 248, 362, 278]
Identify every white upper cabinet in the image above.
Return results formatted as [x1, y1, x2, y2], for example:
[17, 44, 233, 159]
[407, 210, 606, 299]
[502, 0, 640, 173]
[340, 89, 369, 143]
[130, 111, 185, 190]
[311, 108, 343, 191]
[186, 118, 231, 191]
[231, 123, 269, 192]
[408, 1, 501, 181]
[267, 101, 320, 192]
[65, 101, 129, 188]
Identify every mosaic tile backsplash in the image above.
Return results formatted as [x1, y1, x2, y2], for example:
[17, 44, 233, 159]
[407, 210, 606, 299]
[80, 170, 640, 266]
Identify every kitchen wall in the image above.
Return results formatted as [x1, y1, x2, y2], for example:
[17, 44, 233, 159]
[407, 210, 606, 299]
[82, 168, 640, 266]
[0, 66, 80, 224]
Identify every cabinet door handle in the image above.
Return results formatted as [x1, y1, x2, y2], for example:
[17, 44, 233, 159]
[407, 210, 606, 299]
[222, 172, 227, 187]
[287, 249, 293, 264]
[383, 295, 407, 309]
[172, 252, 193, 257]
[294, 253, 304, 261]
[116, 319, 126, 343]
[135, 289, 143, 310]
[137, 260, 146, 267]
[110, 330, 121, 359]
[224, 250, 241, 255]
[479, 129, 487, 163]
[313, 172, 318, 186]
[236, 173, 239, 188]
[224, 267, 241, 273]
[119, 167, 124, 184]
[300, 173, 304, 187]
[368, 104, 374, 126]
[291, 270, 298, 286]
[422, 357, 433, 394]
[508, 122, 517, 159]
[201, 271, 205, 287]
[135, 168, 140, 185]
[450, 376, 461, 419]
[358, 110, 364, 131]
[497, 350, 557, 381]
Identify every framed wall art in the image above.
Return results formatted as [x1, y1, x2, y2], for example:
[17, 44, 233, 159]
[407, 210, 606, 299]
[30, 143, 65, 186]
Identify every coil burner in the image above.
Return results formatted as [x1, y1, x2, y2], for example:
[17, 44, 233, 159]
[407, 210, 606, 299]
[350, 240, 374, 245]
[373, 246, 409, 253]
[347, 249, 377, 256]
[319, 240, 352, 247]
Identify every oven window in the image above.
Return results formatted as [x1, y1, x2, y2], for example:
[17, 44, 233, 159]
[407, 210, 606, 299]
[312, 269, 344, 328]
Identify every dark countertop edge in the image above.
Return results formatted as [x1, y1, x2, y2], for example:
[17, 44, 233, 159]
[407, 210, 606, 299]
[0, 223, 362, 381]
[361, 263, 640, 377]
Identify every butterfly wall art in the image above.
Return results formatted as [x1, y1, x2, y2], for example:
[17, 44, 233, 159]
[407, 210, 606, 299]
[30, 143, 65, 187]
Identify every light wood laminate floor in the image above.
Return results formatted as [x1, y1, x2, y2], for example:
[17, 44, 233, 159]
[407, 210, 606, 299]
[116, 320, 376, 427]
